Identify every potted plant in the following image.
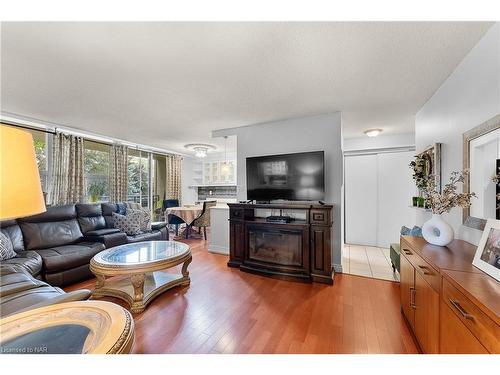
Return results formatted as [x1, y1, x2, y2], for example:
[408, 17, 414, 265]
[88, 181, 106, 203]
[420, 170, 475, 246]
[412, 196, 419, 206]
[409, 155, 428, 191]
[417, 196, 425, 208]
[410, 155, 429, 208]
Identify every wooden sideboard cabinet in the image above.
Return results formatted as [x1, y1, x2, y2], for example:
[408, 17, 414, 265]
[400, 236, 499, 354]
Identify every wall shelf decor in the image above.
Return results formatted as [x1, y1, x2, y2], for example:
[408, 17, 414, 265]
[414, 143, 442, 193]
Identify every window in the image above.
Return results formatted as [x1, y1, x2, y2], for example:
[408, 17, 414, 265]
[127, 149, 150, 209]
[84, 140, 110, 203]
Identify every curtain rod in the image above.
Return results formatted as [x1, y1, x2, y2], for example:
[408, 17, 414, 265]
[1, 120, 182, 158]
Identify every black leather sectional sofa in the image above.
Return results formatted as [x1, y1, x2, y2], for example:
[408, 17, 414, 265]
[1, 203, 168, 287]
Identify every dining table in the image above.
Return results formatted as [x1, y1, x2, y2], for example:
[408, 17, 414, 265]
[165, 205, 203, 225]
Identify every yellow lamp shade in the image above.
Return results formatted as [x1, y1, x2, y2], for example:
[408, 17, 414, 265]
[0, 125, 46, 220]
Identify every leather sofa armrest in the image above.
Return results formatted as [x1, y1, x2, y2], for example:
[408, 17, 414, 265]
[15, 289, 92, 315]
[151, 221, 168, 230]
[157, 226, 169, 241]
[83, 231, 128, 248]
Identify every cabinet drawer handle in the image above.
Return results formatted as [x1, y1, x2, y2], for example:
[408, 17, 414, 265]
[417, 265, 433, 275]
[403, 249, 413, 255]
[410, 287, 416, 309]
[450, 299, 474, 320]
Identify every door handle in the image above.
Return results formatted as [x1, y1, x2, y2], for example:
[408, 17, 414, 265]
[409, 287, 416, 309]
[450, 300, 474, 320]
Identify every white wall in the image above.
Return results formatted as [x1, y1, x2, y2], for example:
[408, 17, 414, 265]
[181, 156, 198, 204]
[214, 113, 344, 268]
[344, 132, 415, 152]
[415, 23, 500, 245]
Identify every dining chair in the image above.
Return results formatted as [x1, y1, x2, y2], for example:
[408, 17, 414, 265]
[163, 199, 184, 236]
[189, 201, 217, 240]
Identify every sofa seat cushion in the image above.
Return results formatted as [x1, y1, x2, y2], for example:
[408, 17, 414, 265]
[0, 264, 91, 317]
[36, 242, 105, 272]
[85, 228, 121, 236]
[1, 251, 43, 277]
[127, 231, 163, 243]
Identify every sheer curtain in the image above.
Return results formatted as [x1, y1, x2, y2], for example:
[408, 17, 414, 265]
[110, 144, 129, 202]
[50, 131, 85, 205]
[166, 155, 182, 203]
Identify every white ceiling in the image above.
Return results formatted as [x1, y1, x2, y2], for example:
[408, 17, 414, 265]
[0, 22, 493, 154]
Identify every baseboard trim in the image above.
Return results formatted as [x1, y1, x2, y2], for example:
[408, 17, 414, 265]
[208, 245, 229, 255]
[333, 264, 343, 273]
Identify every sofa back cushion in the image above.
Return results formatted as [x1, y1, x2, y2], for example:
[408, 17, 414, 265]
[18, 205, 83, 250]
[76, 204, 106, 233]
[0, 220, 25, 252]
[101, 203, 118, 228]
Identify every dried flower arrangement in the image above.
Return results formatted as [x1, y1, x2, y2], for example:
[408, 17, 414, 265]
[422, 170, 476, 215]
[409, 155, 428, 190]
[492, 170, 500, 184]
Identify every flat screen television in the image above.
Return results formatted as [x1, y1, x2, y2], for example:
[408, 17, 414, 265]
[246, 151, 325, 201]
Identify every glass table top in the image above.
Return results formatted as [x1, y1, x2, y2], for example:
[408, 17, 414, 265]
[95, 241, 190, 266]
[0, 324, 90, 354]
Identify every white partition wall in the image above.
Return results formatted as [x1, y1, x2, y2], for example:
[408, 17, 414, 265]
[345, 154, 378, 246]
[376, 151, 416, 247]
[345, 150, 415, 248]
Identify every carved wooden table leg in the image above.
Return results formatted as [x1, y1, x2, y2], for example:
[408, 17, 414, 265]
[95, 274, 106, 289]
[181, 256, 192, 284]
[130, 273, 146, 313]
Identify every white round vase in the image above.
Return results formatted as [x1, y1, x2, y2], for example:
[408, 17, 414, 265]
[422, 214, 454, 246]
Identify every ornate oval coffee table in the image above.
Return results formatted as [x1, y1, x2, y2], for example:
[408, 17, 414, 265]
[0, 301, 134, 354]
[90, 241, 192, 314]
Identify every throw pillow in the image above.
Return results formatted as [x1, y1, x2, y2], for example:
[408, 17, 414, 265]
[410, 226, 423, 237]
[116, 203, 127, 215]
[112, 212, 142, 235]
[400, 226, 411, 236]
[0, 231, 17, 261]
[129, 209, 152, 232]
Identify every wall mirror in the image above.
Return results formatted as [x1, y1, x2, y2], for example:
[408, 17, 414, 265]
[463, 114, 500, 230]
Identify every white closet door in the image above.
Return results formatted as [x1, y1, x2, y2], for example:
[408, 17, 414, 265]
[345, 154, 378, 246]
[376, 151, 415, 248]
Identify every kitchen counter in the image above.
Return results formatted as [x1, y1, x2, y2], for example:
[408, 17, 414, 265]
[208, 204, 230, 255]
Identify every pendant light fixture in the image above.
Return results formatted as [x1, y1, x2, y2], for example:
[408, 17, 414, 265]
[220, 136, 230, 176]
[184, 143, 216, 158]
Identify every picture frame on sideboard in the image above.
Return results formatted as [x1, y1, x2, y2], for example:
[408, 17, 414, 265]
[472, 218, 500, 282]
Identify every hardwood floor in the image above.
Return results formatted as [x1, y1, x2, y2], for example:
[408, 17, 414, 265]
[66, 238, 420, 354]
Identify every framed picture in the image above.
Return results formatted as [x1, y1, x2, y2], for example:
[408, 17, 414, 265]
[473, 218, 500, 281]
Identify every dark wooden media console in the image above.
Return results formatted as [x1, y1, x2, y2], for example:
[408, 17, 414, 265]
[227, 203, 334, 284]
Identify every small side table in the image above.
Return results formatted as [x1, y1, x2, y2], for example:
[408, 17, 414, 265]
[0, 301, 134, 354]
[390, 243, 401, 273]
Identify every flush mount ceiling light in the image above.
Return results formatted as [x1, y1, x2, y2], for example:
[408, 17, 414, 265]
[184, 143, 216, 158]
[364, 129, 383, 137]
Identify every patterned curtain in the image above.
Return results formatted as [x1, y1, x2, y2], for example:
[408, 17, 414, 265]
[50, 132, 85, 205]
[166, 155, 182, 203]
[110, 144, 129, 202]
